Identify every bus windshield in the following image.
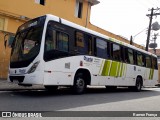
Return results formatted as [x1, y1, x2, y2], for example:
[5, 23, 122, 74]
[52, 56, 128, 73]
[10, 16, 46, 68]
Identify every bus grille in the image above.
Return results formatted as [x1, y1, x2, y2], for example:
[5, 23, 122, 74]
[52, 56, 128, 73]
[9, 76, 25, 83]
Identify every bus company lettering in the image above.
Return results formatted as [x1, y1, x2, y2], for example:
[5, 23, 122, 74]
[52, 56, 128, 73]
[84, 56, 93, 62]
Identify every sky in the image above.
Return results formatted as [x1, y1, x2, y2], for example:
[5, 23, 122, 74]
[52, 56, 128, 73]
[90, 0, 160, 49]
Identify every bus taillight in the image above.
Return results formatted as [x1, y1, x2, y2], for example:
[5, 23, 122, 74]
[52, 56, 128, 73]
[80, 61, 83, 66]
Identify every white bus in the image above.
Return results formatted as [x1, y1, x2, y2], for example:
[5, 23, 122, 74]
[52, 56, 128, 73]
[8, 14, 158, 94]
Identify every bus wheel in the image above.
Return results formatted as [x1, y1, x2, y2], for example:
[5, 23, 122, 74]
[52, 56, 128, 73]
[73, 73, 86, 94]
[134, 77, 142, 92]
[44, 86, 58, 91]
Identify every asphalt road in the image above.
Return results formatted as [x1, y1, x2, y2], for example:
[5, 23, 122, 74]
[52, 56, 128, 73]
[0, 87, 160, 120]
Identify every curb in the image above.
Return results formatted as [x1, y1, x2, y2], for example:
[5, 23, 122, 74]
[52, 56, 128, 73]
[0, 88, 45, 91]
[0, 79, 45, 91]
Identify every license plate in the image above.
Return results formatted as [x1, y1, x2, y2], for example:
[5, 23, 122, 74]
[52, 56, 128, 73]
[13, 80, 19, 84]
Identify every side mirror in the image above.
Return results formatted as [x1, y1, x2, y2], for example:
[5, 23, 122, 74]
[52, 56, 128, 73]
[4, 34, 8, 49]
[4, 40, 7, 49]
[7, 35, 15, 48]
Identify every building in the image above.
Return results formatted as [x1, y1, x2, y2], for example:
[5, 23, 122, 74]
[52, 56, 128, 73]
[0, 0, 145, 79]
[149, 49, 160, 83]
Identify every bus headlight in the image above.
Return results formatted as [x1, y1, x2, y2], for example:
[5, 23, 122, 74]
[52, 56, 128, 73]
[28, 61, 40, 74]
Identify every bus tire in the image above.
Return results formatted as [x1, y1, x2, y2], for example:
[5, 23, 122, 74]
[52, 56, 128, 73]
[134, 77, 142, 92]
[45, 86, 58, 91]
[72, 73, 86, 94]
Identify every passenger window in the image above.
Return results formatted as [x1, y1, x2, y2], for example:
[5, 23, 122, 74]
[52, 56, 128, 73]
[44, 24, 69, 61]
[112, 44, 121, 61]
[75, 32, 88, 54]
[45, 28, 56, 51]
[120, 46, 125, 62]
[96, 38, 108, 59]
[142, 55, 146, 67]
[57, 32, 69, 52]
[137, 52, 143, 66]
[128, 49, 134, 64]
[152, 57, 158, 69]
[146, 56, 151, 68]
[88, 36, 92, 55]
[45, 28, 69, 52]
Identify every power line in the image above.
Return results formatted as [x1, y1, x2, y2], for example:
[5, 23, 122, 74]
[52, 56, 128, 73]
[133, 27, 148, 38]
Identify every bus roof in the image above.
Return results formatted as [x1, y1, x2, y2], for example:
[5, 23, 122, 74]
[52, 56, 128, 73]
[45, 14, 157, 58]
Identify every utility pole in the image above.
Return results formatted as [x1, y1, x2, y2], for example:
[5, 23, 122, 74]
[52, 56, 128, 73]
[146, 8, 154, 51]
[146, 8, 160, 51]
[130, 35, 133, 45]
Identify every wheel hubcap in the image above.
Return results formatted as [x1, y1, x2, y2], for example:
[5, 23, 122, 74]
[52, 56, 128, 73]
[76, 78, 84, 88]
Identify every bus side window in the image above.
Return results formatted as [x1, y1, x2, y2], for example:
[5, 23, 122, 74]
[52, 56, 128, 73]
[128, 49, 134, 64]
[121, 46, 125, 62]
[133, 50, 137, 65]
[96, 38, 108, 59]
[112, 43, 121, 61]
[107, 42, 111, 58]
[152, 57, 158, 69]
[56, 31, 69, 52]
[45, 28, 56, 51]
[75, 31, 88, 54]
[124, 48, 134, 64]
[87, 35, 92, 55]
[124, 48, 129, 63]
[137, 52, 143, 66]
[142, 54, 146, 67]
[146, 55, 151, 68]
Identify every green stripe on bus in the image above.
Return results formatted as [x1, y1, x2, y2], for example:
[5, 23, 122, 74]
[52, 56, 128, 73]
[117, 62, 121, 77]
[149, 69, 154, 80]
[125, 64, 127, 77]
[149, 69, 150, 80]
[99, 60, 105, 75]
[101, 60, 111, 76]
[106, 60, 112, 76]
[123, 64, 127, 77]
[120, 63, 124, 77]
[151, 69, 154, 80]
[152, 69, 154, 80]
[149, 69, 152, 80]
[109, 61, 118, 77]
[101, 60, 107, 76]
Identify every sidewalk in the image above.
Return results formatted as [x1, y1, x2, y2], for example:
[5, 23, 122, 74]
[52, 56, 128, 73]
[0, 79, 45, 91]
